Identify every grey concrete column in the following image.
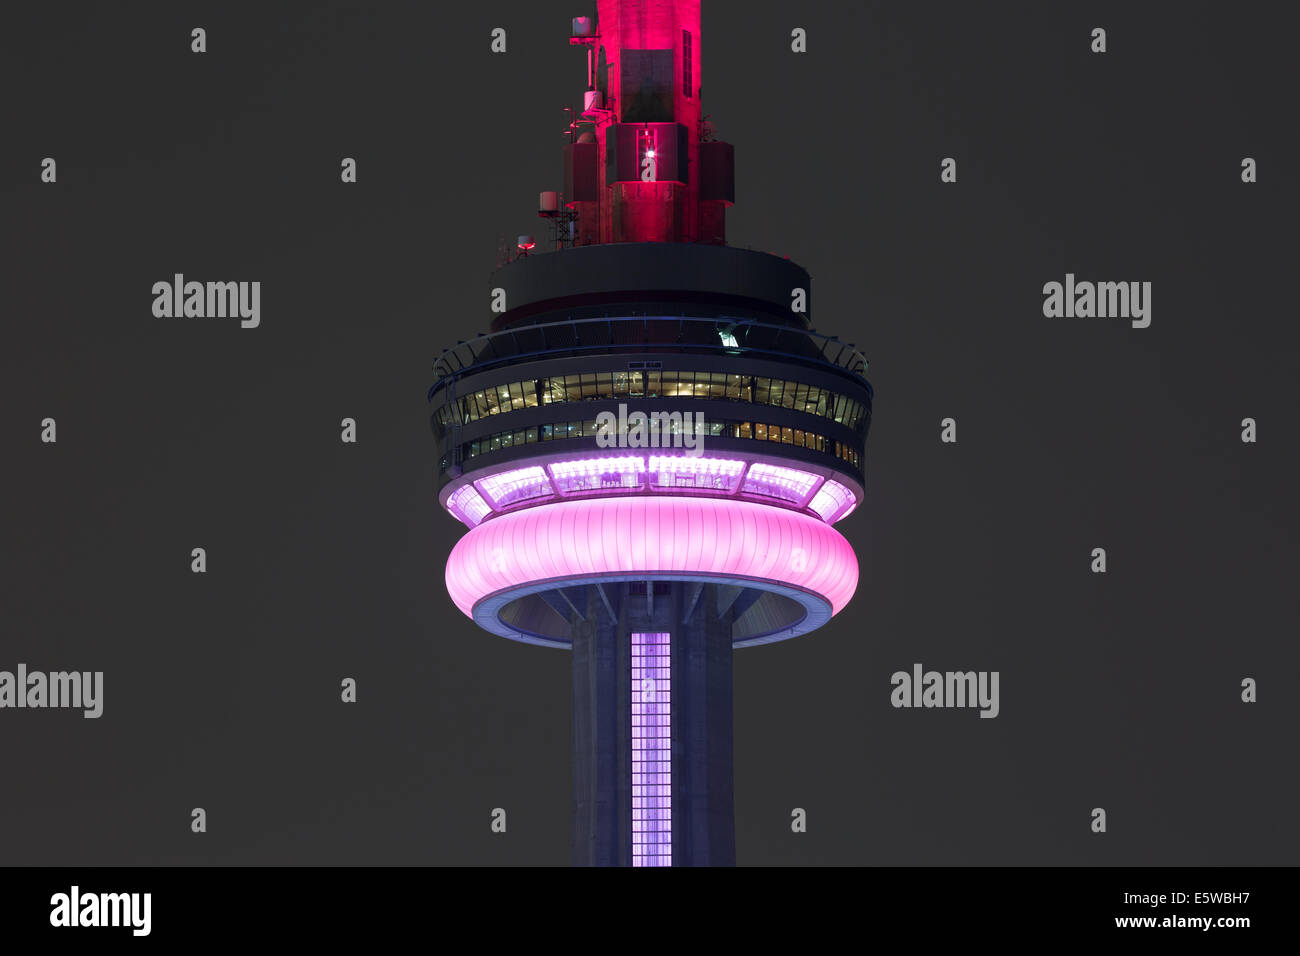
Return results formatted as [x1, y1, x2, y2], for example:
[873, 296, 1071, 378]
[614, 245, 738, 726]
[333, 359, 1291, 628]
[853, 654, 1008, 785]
[672, 583, 736, 866]
[571, 586, 628, 866]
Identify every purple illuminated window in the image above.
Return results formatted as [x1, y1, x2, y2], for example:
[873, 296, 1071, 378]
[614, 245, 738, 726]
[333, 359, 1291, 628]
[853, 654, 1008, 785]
[446, 484, 492, 527]
[741, 462, 822, 506]
[807, 478, 855, 523]
[475, 465, 554, 509]
[631, 631, 670, 867]
[648, 455, 745, 493]
[547, 456, 646, 496]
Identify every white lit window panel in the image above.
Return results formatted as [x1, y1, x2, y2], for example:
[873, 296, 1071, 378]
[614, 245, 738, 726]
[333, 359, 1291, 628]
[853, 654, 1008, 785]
[547, 456, 646, 495]
[475, 465, 554, 509]
[446, 484, 492, 527]
[741, 463, 821, 506]
[631, 631, 671, 867]
[647, 456, 745, 493]
[807, 478, 855, 522]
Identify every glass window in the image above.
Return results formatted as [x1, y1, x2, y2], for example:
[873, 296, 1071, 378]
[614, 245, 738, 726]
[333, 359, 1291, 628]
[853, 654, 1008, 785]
[794, 429, 805, 447]
[780, 381, 796, 409]
[645, 371, 660, 398]
[755, 423, 767, 441]
[525, 426, 538, 443]
[630, 630, 671, 867]
[753, 377, 771, 405]
[781, 427, 794, 444]
[738, 421, 752, 439]
[565, 376, 583, 403]
[792, 383, 808, 411]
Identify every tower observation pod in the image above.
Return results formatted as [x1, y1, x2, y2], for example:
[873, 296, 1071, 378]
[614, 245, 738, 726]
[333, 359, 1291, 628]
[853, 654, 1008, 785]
[428, 0, 872, 866]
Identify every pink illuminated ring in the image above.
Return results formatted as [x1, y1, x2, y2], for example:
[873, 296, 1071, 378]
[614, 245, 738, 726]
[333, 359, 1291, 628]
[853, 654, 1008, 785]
[445, 496, 859, 648]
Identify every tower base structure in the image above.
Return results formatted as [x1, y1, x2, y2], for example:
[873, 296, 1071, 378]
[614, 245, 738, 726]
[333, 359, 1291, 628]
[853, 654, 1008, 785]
[571, 581, 735, 867]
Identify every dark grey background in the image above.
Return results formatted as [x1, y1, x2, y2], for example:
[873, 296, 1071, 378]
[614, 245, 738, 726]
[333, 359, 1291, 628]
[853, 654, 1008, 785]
[1, 1, 1296, 866]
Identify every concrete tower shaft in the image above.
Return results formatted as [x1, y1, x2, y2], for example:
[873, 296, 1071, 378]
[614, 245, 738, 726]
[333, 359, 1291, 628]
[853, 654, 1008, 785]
[430, 0, 872, 867]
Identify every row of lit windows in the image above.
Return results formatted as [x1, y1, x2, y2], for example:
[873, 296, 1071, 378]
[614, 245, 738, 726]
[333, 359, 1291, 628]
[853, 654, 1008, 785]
[452, 418, 862, 470]
[434, 370, 869, 433]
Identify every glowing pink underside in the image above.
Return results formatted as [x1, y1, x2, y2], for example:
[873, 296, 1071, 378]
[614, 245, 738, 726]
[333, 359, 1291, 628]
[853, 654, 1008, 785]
[445, 496, 858, 621]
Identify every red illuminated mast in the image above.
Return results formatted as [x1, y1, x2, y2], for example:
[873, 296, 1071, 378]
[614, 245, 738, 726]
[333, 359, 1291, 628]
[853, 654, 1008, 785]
[561, 0, 734, 246]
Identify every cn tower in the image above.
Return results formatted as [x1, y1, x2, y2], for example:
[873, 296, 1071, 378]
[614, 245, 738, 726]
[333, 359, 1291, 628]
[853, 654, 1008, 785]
[429, 1, 872, 866]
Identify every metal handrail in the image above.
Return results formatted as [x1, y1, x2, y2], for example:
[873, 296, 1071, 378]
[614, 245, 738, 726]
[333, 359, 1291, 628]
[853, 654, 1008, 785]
[428, 315, 870, 402]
